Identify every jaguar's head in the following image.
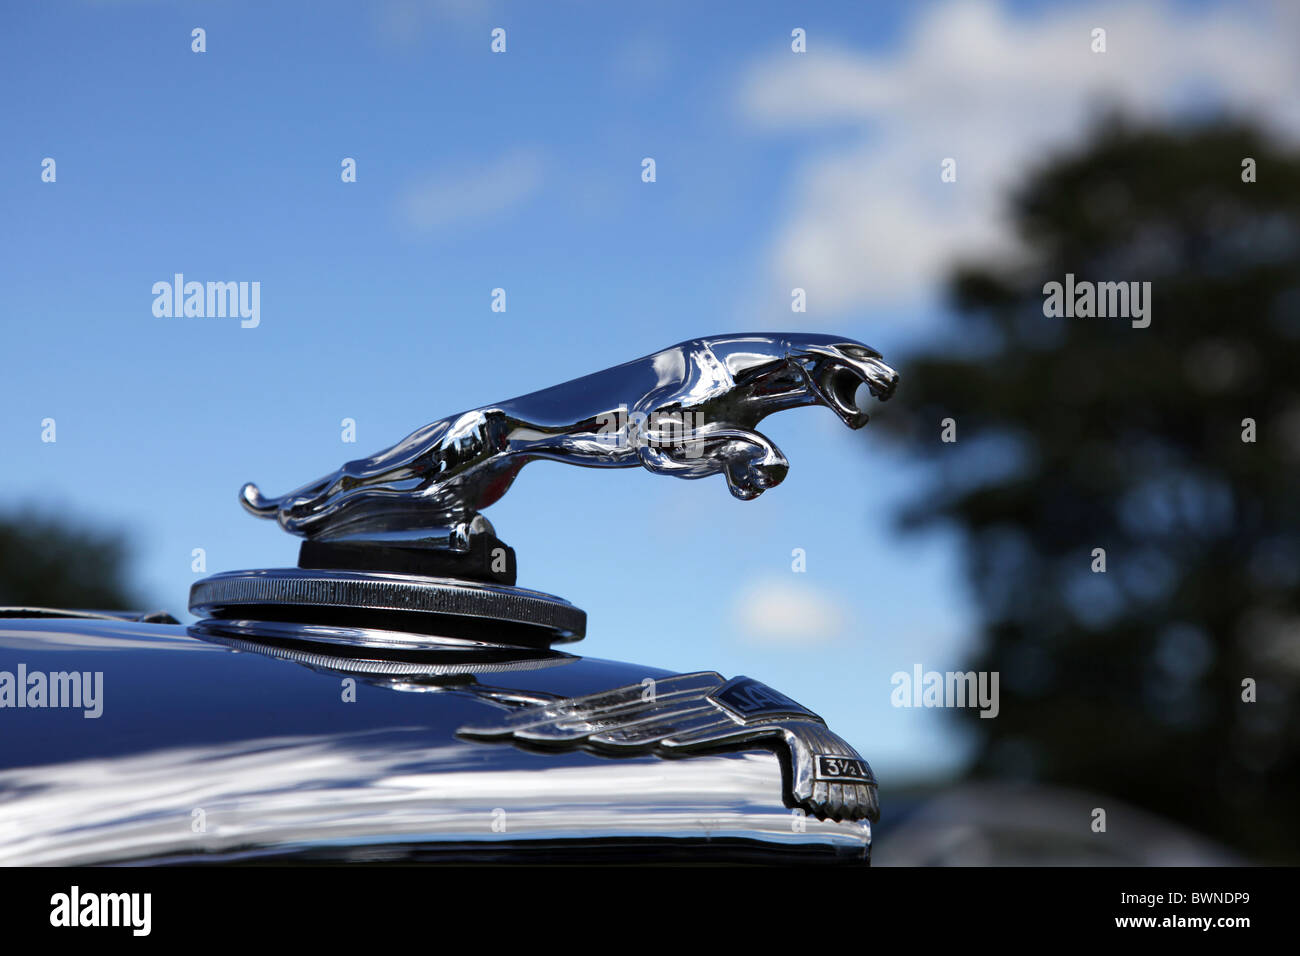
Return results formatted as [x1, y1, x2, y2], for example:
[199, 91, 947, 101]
[788, 336, 900, 429]
[705, 333, 898, 430]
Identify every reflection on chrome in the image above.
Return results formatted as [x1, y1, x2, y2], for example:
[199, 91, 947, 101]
[239, 333, 898, 546]
[0, 732, 869, 865]
[194, 620, 580, 674]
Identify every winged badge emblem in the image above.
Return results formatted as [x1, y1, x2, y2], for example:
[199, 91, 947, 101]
[459, 672, 879, 822]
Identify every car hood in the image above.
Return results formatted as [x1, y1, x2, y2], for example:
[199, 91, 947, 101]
[0, 617, 871, 864]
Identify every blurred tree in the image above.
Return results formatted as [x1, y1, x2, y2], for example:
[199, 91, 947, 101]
[882, 119, 1300, 862]
[0, 510, 140, 610]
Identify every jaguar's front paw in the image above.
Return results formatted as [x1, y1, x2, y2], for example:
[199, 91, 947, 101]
[720, 434, 789, 499]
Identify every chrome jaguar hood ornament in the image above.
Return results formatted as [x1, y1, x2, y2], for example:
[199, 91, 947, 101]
[191, 333, 897, 644]
[239, 332, 897, 549]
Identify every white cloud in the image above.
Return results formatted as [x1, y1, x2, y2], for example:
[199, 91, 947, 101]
[399, 149, 543, 232]
[732, 577, 850, 646]
[739, 0, 1300, 316]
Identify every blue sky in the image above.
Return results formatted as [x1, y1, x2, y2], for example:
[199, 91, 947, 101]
[3, 0, 1295, 783]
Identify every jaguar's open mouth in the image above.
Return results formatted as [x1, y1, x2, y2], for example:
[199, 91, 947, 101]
[815, 345, 899, 429]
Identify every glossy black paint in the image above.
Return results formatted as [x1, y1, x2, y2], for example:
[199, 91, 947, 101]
[0, 617, 872, 864]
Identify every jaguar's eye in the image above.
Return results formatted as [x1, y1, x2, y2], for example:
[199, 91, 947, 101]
[834, 343, 883, 362]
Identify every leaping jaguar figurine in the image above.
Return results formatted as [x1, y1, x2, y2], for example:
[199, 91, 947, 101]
[240, 333, 899, 547]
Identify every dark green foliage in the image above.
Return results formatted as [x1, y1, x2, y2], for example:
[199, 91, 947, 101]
[882, 119, 1299, 861]
[0, 509, 140, 611]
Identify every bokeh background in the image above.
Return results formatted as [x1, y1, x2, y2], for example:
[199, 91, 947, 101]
[3, 0, 1296, 863]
